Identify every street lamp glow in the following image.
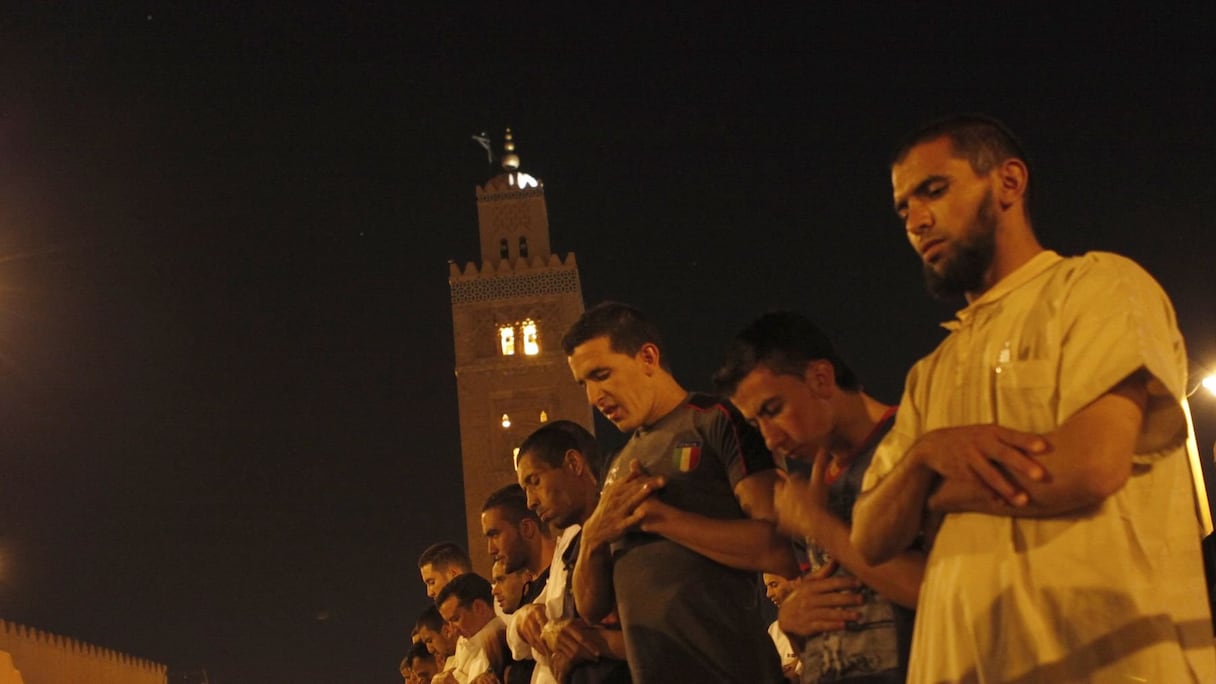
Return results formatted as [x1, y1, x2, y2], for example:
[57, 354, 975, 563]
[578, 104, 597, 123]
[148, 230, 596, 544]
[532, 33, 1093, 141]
[1203, 374, 1216, 397]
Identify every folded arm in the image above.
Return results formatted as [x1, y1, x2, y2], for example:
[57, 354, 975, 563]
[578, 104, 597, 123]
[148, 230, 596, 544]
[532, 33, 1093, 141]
[637, 470, 799, 577]
[929, 373, 1146, 517]
[853, 372, 1148, 564]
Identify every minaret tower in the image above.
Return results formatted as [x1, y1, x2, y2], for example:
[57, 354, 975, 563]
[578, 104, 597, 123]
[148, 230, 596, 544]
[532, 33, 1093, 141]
[448, 129, 592, 573]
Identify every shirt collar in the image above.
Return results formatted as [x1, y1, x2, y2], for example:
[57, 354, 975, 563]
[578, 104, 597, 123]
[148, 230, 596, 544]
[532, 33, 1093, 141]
[942, 250, 1062, 330]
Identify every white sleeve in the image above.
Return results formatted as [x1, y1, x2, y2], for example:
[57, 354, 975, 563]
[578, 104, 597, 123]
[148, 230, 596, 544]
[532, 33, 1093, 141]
[506, 603, 536, 661]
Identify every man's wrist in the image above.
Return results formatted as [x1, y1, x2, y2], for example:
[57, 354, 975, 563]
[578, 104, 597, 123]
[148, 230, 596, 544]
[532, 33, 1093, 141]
[581, 517, 611, 554]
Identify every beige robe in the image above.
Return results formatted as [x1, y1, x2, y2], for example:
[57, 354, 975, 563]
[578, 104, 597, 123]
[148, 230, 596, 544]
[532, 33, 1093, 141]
[863, 250, 1216, 683]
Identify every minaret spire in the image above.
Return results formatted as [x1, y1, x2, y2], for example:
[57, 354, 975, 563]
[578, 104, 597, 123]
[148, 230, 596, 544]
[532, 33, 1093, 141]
[501, 127, 521, 171]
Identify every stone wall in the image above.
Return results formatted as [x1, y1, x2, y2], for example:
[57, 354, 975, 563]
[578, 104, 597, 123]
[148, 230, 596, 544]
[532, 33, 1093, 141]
[0, 620, 166, 684]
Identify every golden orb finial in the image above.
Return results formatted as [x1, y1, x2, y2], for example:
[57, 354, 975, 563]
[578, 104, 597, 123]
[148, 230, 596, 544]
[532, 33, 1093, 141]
[501, 127, 521, 170]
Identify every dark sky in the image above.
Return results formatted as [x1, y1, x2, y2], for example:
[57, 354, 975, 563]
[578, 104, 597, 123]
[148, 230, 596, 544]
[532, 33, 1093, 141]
[0, 4, 1213, 683]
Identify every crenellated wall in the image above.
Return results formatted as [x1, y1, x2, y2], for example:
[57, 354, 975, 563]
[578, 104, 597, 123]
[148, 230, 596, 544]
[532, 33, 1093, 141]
[448, 251, 578, 281]
[0, 620, 166, 684]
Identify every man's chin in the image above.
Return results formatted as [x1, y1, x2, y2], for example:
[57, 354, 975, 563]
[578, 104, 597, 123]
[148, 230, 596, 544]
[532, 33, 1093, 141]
[609, 416, 639, 432]
[783, 446, 817, 462]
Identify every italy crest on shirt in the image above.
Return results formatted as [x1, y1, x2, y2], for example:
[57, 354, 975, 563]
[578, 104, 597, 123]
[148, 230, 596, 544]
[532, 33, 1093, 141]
[673, 441, 701, 472]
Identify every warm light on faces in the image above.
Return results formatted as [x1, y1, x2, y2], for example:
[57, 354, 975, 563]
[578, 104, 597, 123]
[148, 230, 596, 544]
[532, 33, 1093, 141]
[419, 563, 453, 600]
[517, 451, 580, 528]
[892, 137, 998, 278]
[439, 596, 488, 640]
[417, 624, 454, 658]
[763, 572, 797, 606]
[568, 336, 660, 432]
[491, 560, 528, 614]
[481, 506, 527, 573]
[410, 657, 437, 681]
[731, 363, 835, 461]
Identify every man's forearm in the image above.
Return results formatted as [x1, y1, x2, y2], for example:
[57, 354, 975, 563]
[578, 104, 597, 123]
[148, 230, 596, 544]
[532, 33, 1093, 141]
[592, 626, 628, 660]
[572, 530, 615, 625]
[803, 509, 924, 608]
[645, 507, 799, 576]
[930, 382, 1145, 517]
[928, 457, 1120, 518]
[851, 453, 936, 565]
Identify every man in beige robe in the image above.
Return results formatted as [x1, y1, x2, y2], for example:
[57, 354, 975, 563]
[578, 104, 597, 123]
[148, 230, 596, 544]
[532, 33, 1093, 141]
[852, 115, 1216, 683]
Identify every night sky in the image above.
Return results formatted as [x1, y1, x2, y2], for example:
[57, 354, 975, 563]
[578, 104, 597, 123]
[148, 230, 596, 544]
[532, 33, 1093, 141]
[1, 4, 1214, 683]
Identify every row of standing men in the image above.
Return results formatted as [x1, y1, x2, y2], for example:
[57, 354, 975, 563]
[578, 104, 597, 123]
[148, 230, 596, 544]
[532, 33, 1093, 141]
[400, 115, 1215, 683]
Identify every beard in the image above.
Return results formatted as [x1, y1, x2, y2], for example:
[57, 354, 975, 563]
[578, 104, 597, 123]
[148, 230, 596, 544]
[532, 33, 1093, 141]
[923, 189, 998, 299]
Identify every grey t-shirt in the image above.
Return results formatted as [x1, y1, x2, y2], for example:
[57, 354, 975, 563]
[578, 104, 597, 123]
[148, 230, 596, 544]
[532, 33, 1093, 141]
[604, 393, 782, 684]
[801, 410, 913, 683]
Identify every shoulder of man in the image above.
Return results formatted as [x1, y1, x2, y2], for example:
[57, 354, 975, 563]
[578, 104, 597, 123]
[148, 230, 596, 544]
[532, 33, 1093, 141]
[1053, 251, 1168, 297]
[687, 392, 776, 476]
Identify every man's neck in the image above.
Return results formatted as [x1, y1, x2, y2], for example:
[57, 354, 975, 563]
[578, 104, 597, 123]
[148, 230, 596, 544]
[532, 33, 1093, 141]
[528, 535, 557, 576]
[572, 483, 599, 529]
[828, 392, 893, 459]
[972, 220, 1044, 298]
[466, 613, 496, 641]
[642, 375, 688, 428]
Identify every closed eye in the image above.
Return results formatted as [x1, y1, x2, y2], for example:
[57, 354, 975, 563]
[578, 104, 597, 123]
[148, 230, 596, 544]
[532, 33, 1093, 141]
[895, 175, 951, 219]
[757, 398, 783, 420]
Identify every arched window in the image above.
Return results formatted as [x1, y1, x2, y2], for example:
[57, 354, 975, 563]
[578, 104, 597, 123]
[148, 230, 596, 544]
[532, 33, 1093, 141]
[519, 237, 529, 259]
[499, 238, 509, 259]
[499, 325, 516, 356]
[522, 320, 540, 356]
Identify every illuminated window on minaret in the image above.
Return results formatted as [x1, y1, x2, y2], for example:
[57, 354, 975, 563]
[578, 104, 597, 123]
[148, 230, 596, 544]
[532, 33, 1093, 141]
[522, 320, 539, 355]
[499, 325, 516, 355]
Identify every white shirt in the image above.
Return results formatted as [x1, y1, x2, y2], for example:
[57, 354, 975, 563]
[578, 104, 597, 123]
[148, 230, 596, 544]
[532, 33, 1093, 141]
[506, 524, 581, 684]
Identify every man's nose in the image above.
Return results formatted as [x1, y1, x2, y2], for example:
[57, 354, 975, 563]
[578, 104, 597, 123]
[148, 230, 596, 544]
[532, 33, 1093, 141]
[586, 382, 605, 406]
[905, 201, 933, 237]
[760, 423, 784, 453]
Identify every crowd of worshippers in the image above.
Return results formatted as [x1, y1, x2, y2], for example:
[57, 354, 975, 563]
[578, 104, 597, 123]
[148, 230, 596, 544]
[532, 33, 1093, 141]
[397, 116, 1216, 684]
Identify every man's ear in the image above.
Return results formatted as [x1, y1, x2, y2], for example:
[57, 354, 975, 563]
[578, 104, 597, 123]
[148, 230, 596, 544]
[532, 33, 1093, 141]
[803, 359, 837, 397]
[519, 517, 536, 539]
[637, 342, 661, 374]
[995, 157, 1029, 210]
[564, 448, 585, 475]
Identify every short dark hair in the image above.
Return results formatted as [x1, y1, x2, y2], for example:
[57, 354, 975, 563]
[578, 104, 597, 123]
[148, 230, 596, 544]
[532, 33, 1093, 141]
[713, 311, 860, 396]
[415, 604, 445, 633]
[891, 114, 1032, 213]
[481, 483, 543, 528]
[561, 301, 669, 369]
[417, 542, 472, 573]
[407, 641, 435, 668]
[517, 420, 604, 480]
[435, 572, 494, 611]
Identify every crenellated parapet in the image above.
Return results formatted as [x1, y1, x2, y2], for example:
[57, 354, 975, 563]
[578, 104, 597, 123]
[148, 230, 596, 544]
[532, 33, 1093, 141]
[449, 252, 578, 280]
[0, 618, 167, 683]
[448, 252, 580, 305]
[475, 174, 544, 200]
